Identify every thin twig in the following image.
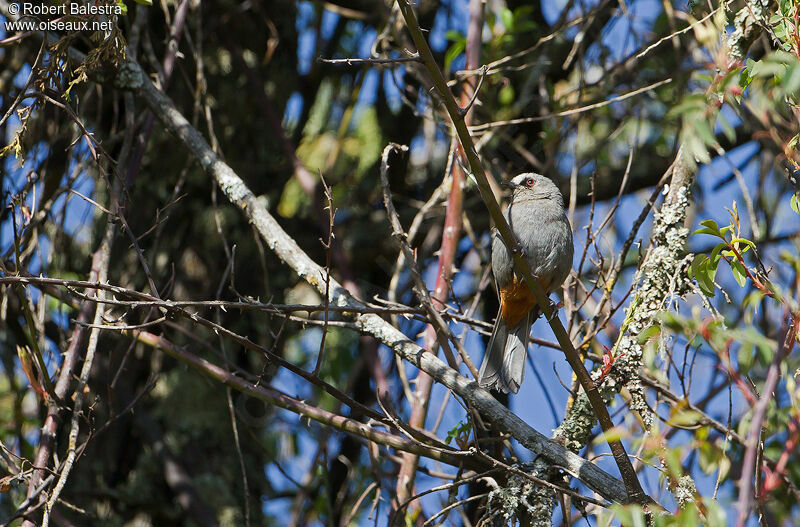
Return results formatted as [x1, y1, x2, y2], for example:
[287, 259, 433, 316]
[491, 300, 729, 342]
[312, 173, 336, 376]
[317, 54, 420, 65]
[379, 143, 462, 371]
[41, 218, 114, 526]
[396, 0, 654, 508]
[115, 44, 637, 505]
[735, 312, 799, 527]
[469, 78, 672, 132]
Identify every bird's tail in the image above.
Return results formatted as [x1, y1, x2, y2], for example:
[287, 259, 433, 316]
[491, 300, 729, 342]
[478, 311, 531, 394]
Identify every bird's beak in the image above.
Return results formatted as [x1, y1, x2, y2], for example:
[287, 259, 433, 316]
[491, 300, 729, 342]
[500, 180, 518, 190]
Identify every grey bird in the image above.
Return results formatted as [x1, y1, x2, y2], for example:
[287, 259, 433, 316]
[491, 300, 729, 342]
[478, 173, 574, 394]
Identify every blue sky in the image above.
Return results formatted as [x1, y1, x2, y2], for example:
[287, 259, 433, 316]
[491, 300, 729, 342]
[271, 1, 800, 525]
[2, 1, 796, 525]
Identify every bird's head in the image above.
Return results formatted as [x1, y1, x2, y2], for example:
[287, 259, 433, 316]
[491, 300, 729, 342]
[501, 173, 563, 205]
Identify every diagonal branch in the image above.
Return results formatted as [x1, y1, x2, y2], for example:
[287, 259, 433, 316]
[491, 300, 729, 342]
[392, 0, 483, 509]
[130, 330, 478, 470]
[735, 311, 799, 527]
[379, 143, 462, 371]
[394, 0, 654, 508]
[114, 55, 636, 505]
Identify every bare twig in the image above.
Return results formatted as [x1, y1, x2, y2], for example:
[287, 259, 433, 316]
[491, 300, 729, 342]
[318, 54, 420, 65]
[735, 312, 799, 527]
[469, 78, 672, 132]
[132, 330, 477, 469]
[395, 0, 653, 508]
[41, 218, 114, 527]
[312, 173, 336, 376]
[379, 144, 464, 372]
[393, 0, 483, 508]
[112, 47, 636, 505]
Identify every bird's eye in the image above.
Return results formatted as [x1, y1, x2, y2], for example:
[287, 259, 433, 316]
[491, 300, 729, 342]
[525, 178, 535, 187]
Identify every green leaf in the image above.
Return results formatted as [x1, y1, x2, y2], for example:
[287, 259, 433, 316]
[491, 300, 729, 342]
[687, 133, 711, 163]
[277, 177, 309, 218]
[657, 311, 689, 332]
[513, 5, 534, 19]
[116, 0, 128, 15]
[700, 219, 721, 233]
[671, 409, 702, 427]
[593, 426, 628, 445]
[750, 58, 787, 78]
[753, 338, 775, 365]
[691, 254, 716, 296]
[698, 440, 720, 474]
[783, 63, 800, 93]
[631, 508, 647, 527]
[695, 73, 715, 84]
[717, 112, 736, 143]
[738, 66, 754, 92]
[692, 227, 721, 237]
[738, 342, 755, 373]
[444, 40, 465, 71]
[679, 502, 700, 527]
[664, 446, 683, 479]
[500, 8, 514, 30]
[514, 20, 537, 32]
[731, 237, 756, 253]
[637, 324, 661, 343]
[668, 93, 708, 118]
[694, 118, 716, 147]
[693, 219, 724, 238]
[774, 21, 788, 44]
[498, 84, 515, 106]
[444, 30, 463, 42]
[710, 242, 726, 264]
[445, 420, 471, 446]
[133, 0, 153, 5]
[689, 253, 703, 279]
[716, 456, 731, 484]
[706, 255, 719, 282]
[791, 192, 800, 215]
[730, 259, 748, 287]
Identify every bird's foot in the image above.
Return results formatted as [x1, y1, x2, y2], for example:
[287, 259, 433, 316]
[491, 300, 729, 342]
[546, 299, 563, 322]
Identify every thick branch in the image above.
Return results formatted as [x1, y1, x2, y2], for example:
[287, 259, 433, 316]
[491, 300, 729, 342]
[395, 0, 653, 508]
[116, 56, 634, 505]
[131, 330, 476, 469]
